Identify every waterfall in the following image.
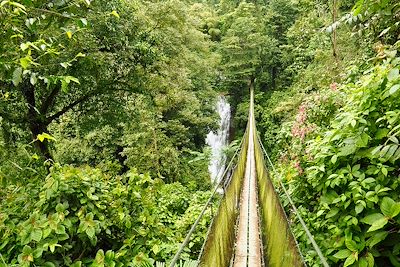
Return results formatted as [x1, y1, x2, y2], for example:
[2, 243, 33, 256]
[206, 96, 231, 183]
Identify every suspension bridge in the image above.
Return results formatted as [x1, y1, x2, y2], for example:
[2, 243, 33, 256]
[169, 85, 329, 267]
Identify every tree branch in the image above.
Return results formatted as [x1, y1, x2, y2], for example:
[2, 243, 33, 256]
[45, 92, 95, 124]
[40, 85, 61, 115]
[29, 7, 74, 19]
[43, 74, 137, 125]
[22, 82, 39, 124]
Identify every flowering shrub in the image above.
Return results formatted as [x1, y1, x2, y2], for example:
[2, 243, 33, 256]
[292, 57, 400, 266]
[291, 103, 316, 142]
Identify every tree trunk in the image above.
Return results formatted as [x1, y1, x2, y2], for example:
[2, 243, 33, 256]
[271, 66, 277, 90]
[29, 121, 52, 160]
[332, 0, 339, 62]
[23, 82, 53, 160]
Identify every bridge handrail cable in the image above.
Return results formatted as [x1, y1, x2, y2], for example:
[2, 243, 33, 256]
[256, 133, 329, 267]
[169, 131, 246, 267]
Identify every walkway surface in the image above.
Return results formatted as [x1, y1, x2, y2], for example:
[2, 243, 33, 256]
[232, 97, 262, 267]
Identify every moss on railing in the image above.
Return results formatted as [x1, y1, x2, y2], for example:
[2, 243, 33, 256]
[251, 88, 304, 266]
[253, 136, 304, 266]
[198, 125, 249, 267]
[199, 87, 304, 267]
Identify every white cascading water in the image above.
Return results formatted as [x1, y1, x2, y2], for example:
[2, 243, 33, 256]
[206, 96, 231, 183]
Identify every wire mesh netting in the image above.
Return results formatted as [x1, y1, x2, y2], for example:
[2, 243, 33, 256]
[198, 125, 249, 267]
[249, 84, 304, 266]
[253, 132, 304, 267]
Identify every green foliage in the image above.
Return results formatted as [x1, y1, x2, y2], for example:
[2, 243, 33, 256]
[219, 2, 278, 83]
[290, 56, 400, 266]
[0, 140, 48, 185]
[251, 0, 400, 265]
[351, 0, 400, 45]
[0, 165, 213, 266]
[0, 0, 218, 179]
[2, 0, 398, 265]
[1, 1, 220, 264]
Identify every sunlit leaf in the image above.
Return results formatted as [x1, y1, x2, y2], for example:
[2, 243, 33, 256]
[20, 57, 30, 69]
[389, 84, 400, 95]
[343, 253, 356, 267]
[367, 217, 388, 232]
[80, 18, 88, 26]
[110, 10, 120, 18]
[12, 67, 22, 86]
[37, 133, 56, 142]
[388, 68, 399, 81]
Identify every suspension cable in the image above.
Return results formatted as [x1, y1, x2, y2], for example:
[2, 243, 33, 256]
[169, 134, 245, 267]
[256, 133, 329, 267]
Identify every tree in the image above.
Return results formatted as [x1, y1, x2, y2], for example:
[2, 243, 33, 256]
[0, 0, 159, 159]
[36, 0, 220, 184]
[215, 2, 279, 136]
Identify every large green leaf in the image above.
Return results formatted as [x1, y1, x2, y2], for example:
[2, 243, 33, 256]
[12, 67, 22, 86]
[381, 197, 400, 218]
[343, 253, 356, 267]
[367, 217, 388, 232]
[361, 213, 385, 225]
[367, 231, 388, 248]
[381, 197, 395, 217]
[333, 249, 351, 259]
[345, 239, 358, 252]
[326, 207, 339, 218]
[389, 84, 400, 95]
[388, 68, 399, 81]
[31, 229, 42, 242]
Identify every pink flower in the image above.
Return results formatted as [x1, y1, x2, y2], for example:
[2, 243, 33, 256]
[293, 160, 303, 175]
[330, 82, 338, 91]
[291, 103, 314, 142]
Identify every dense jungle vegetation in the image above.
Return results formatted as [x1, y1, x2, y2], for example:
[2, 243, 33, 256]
[0, 0, 399, 266]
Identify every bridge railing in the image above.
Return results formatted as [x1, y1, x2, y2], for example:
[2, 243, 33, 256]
[249, 86, 305, 267]
[198, 123, 250, 267]
[253, 133, 305, 266]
